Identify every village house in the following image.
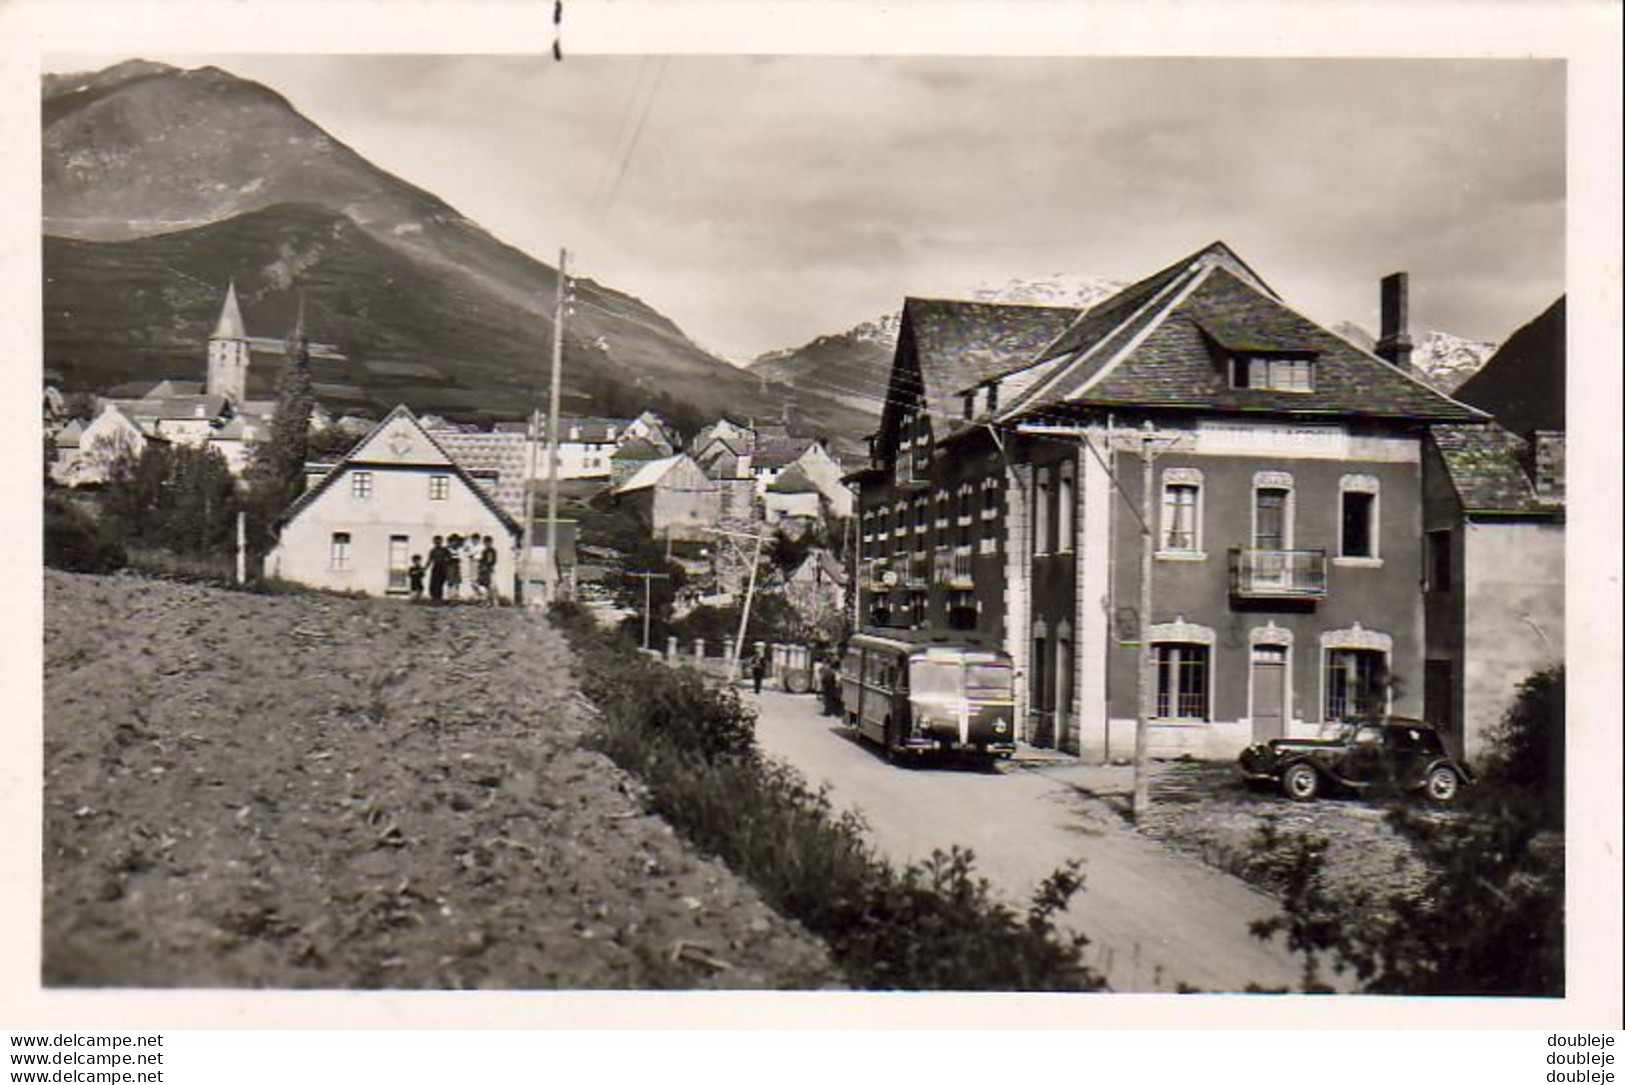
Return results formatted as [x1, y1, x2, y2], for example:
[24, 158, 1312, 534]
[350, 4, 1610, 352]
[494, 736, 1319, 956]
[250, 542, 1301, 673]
[763, 463, 827, 534]
[492, 415, 635, 481]
[784, 547, 849, 641]
[50, 401, 154, 486]
[612, 453, 721, 542]
[609, 436, 671, 487]
[267, 406, 522, 598]
[849, 242, 1489, 760]
[1422, 296, 1565, 761]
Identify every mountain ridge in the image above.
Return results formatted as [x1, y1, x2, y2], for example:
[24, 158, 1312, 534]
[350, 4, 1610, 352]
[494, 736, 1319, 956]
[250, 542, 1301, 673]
[40, 60, 874, 440]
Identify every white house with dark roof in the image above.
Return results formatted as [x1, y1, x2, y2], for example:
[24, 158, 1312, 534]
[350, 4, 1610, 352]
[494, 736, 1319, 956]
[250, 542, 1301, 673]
[267, 406, 522, 598]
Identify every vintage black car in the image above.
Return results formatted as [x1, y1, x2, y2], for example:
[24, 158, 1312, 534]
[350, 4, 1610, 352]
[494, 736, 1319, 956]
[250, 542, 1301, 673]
[1238, 718, 1471, 803]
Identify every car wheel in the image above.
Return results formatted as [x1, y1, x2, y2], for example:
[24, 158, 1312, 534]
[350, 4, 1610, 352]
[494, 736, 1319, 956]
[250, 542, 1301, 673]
[1281, 763, 1320, 802]
[1425, 766, 1461, 804]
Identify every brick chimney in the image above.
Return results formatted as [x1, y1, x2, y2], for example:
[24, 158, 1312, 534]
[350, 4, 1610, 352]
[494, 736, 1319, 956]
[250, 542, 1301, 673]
[1531, 430, 1565, 503]
[1375, 272, 1414, 370]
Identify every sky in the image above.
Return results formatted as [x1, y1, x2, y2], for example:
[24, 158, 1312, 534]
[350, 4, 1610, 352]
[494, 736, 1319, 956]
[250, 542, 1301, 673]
[65, 54, 1564, 361]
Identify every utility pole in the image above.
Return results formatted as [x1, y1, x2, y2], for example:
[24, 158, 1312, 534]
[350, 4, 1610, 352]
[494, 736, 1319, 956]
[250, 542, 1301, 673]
[708, 525, 774, 684]
[520, 405, 540, 605]
[1131, 421, 1160, 821]
[1018, 418, 1178, 821]
[235, 509, 246, 585]
[629, 570, 670, 650]
[544, 248, 569, 605]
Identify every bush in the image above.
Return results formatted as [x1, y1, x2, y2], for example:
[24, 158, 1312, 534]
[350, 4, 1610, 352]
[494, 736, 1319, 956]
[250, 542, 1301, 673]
[44, 494, 126, 574]
[1250, 667, 1565, 996]
[552, 604, 1102, 990]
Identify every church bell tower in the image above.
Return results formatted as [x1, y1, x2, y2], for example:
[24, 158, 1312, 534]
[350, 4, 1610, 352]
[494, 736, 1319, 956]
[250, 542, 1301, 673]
[206, 280, 251, 405]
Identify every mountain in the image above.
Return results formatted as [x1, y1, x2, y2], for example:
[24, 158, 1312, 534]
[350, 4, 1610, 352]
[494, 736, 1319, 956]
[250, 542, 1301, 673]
[1451, 296, 1565, 436]
[40, 60, 871, 438]
[1330, 321, 1497, 393]
[749, 276, 1123, 419]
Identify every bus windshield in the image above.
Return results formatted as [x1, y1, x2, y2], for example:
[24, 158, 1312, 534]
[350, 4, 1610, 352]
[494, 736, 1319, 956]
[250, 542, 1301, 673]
[909, 659, 962, 700]
[908, 658, 1014, 702]
[965, 663, 1013, 698]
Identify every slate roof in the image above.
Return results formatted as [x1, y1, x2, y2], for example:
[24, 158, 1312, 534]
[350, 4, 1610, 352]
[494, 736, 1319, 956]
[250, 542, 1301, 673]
[753, 436, 818, 471]
[766, 462, 821, 495]
[432, 430, 530, 523]
[611, 436, 667, 462]
[902, 297, 1082, 423]
[995, 244, 1485, 424]
[1430, 424, 1555, 514]
[616, 454, 687, 494]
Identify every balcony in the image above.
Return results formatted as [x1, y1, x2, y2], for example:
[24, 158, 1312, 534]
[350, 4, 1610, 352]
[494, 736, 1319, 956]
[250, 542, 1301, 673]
[1229, 548, 1327, 600]
[951, 544, 975, 589]
[906, 551, 931, 589]
[931, 546, 955, 586]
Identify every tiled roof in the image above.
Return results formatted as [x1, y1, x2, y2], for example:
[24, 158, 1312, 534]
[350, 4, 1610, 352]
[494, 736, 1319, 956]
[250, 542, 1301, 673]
[999, 247, 1484, 424]
[903, 297, 1081, 423]
[753, 436, 818, 471]
[432, 430, 530, 523]
[766, 462, 821, 494]
[616, 454, 686, 494]
[1430, 424, 1554, 514]
[611, 436, 666, 461]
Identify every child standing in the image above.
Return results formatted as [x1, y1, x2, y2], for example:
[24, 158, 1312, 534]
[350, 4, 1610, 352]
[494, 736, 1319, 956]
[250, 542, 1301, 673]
[408, 554, 426, 600]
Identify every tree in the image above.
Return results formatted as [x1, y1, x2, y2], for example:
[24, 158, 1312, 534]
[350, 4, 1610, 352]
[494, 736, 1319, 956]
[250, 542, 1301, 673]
[103, 442, 240, 558]
[245, 300, 317, 549]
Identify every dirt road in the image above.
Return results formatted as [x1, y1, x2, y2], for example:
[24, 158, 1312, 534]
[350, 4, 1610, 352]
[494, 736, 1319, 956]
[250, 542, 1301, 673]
[748, 688, 1317, 993]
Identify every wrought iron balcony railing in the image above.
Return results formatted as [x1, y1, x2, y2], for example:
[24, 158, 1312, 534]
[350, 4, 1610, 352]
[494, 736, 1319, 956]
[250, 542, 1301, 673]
[1229, 548, 1328, 600]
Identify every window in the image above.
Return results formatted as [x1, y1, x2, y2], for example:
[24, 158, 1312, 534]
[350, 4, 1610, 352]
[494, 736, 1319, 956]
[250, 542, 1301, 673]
[1325, 648, 1387, 722]
[1033, 468, 1051, 555]
[329, 532, 351, 571]
[351, 471, 373, 500]
[1153, 643, 1210, 721]
[1339, 475, 1380, 560]
[1427, 530, 1453, 592]
[1057, 462, 1076, 552]
[429, 474, 450, 501]
[1233, 355, 1314, 392]
[1252, 474, 1294, 549]
[1160, 468, 1204, 552]
[1341, 492, 1375, 558]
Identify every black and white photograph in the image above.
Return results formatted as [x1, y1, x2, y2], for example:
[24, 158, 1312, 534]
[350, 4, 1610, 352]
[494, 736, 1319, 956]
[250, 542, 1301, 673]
[4, 0, 1620, 1055]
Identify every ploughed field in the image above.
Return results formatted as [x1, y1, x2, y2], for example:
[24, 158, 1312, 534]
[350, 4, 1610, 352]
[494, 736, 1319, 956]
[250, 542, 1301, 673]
[42, 571, 834, 988]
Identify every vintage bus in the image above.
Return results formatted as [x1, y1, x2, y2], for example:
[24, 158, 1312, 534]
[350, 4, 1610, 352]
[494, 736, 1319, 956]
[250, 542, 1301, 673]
[839, 632, 1017, 761]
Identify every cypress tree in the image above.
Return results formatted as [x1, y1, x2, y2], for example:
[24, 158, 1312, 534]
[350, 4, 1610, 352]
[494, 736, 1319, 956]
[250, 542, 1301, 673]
[247, 293, 316, 547]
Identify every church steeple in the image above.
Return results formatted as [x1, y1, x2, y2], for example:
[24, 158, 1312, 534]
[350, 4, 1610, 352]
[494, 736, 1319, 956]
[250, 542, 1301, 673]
[212, 279, 247, 340]
[206, 280, 251, 405]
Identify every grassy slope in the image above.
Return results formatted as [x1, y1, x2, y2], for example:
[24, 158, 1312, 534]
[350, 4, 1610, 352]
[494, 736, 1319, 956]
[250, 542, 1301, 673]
[42, 571, 834, 989]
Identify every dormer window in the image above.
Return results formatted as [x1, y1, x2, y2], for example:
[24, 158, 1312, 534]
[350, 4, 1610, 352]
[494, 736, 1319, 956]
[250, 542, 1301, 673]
[1232, 355, 1314, 393]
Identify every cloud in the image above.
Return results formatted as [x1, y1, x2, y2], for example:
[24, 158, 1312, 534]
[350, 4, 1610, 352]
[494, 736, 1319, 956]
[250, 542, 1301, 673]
[106, 54, 1563, 357]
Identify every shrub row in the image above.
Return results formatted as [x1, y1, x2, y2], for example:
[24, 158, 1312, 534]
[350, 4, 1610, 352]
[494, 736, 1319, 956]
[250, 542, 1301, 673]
[1249, 667, 1565, 996]
[551, 603, 1104, 991]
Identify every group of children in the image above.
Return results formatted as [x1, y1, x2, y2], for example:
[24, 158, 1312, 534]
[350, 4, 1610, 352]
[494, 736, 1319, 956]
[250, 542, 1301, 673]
[407, 533, 500, 604]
